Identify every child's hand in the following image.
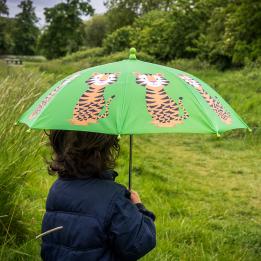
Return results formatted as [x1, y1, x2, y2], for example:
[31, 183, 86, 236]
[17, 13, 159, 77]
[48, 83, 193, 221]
[130, 190, 142, 204]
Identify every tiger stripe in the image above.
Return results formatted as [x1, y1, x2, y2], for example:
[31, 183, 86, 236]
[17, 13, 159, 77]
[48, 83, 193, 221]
[70, 73, 118, 126]
[135, 73, 189, 127]
[178, 74, 232, 124]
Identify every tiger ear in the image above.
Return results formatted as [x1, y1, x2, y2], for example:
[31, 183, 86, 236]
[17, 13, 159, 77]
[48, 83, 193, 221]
[134, 72, 141, 77]
[92, 72, 99, 76]
[156, 73, 163, 77]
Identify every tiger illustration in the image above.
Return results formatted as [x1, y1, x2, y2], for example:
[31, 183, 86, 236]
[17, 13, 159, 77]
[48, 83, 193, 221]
[135, 73, 189, 127]
[70, 72, 118, 126]
[29, 72, 81, 120]
[179, 74, 232, 124]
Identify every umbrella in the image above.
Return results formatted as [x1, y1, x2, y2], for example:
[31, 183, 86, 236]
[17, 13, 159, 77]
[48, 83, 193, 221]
[18, 48, 250, 189]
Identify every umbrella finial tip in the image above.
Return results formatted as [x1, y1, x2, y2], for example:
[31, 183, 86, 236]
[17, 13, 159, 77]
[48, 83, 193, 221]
[129, 48, 137, 60]
[216, 133, 221, 138]
[248, 128, 252, 132]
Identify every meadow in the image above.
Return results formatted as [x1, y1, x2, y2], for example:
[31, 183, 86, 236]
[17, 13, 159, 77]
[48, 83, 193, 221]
[0, 50, 260, 260]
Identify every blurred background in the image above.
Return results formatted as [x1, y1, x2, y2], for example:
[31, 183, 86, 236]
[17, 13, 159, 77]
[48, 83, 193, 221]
[0, 1, 260, 260]
[1, 0, 261, 69]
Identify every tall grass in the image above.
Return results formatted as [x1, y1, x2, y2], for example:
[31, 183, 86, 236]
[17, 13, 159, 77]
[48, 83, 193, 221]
[36, 48, 156, 76]
[0, 64, 56, 259]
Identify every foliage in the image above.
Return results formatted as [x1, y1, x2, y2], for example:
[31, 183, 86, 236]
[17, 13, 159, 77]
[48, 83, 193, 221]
[130, 11, 172, 60]
[103, 8, 200, 61]
[103, 0, 261, 67]
[12, 0, 39, 55]
[104, 0, 176, 32]
[0, 0, 260, 68]
[224, 0, 261, 65]
[38, 47, 155, 75]
[39, 0, 94, 59]
[0, 1, 12, 54]
[0, 17, 16, 55]
[193, 6, 232, 70]
[61, 47, 104, 62]
[194, 0, 261, 68]
[103, 26, 134, 53]
[84, 15, 109, 47]
[166, 58, 213, 72]
[0, 0, 8, 16]
[104, 0, 175, 15]
[105, 6, 137, 33]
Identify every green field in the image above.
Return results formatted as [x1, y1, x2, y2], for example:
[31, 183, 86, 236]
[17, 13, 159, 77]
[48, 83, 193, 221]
[0, 52, 260, 260]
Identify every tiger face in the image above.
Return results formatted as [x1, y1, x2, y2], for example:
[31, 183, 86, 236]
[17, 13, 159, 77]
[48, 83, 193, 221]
[87, 73, 118, 86]
[178, 74, 202, 89]
[135, 73, 169, 88]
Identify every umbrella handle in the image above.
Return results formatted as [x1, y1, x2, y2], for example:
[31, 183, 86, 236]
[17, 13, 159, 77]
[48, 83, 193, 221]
[128, 135, 133, 190]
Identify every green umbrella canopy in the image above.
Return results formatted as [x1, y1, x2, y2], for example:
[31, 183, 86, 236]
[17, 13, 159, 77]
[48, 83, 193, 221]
[19, 49, 249, 136]
[19, 48, 251, 189]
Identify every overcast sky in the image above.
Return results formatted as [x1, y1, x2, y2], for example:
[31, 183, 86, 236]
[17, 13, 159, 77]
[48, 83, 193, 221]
[7, 0, 107, 26]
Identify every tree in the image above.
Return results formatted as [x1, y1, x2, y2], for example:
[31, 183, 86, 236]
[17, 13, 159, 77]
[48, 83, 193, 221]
[193, 6, 232, 69]
[224, 0, 261, 65]
[103, 0, 207, 61]
[104, 0, 176, 32]
[0, 0, 9, 54]
[104, 0, 175, 15]
[84, 15, 109, 47]
[194, 0, 261, 67]
[105, 6, 137, 33]
[103, 26, 134, 53]
[40, 0, 94, 59]
[130, 11, 172, 60]
[129, 6, 201, 61]
[12, 0, 39, 55]
[0, 0, 8, 16]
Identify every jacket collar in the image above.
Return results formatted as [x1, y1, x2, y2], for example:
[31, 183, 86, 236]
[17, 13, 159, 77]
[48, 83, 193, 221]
[100, 170, 118, 181]
[58, 170, 118, 181]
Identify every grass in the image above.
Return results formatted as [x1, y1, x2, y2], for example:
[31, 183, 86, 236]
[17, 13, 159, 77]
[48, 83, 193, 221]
[33, 48, 156, 76]
[0, 51, 260, 260]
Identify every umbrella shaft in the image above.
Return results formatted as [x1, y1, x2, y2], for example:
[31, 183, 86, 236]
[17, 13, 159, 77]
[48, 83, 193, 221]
[128, 135, 133, 190]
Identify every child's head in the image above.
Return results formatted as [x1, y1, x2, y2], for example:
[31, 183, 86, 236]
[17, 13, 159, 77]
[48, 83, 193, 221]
[46, 130, 120, 179]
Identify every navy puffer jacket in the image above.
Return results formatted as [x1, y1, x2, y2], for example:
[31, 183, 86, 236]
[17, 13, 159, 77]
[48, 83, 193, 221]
[41, 171, 156, 261]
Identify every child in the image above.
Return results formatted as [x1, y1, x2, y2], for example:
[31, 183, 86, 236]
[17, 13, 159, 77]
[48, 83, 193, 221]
[41, 130, 156, 261]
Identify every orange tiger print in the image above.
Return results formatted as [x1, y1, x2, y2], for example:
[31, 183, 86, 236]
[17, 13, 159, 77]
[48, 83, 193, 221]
[135, 73, 189, 127]
[70, 72, 118, 126]
[179, 74, 232, 124]
[29, 72, 81, 120]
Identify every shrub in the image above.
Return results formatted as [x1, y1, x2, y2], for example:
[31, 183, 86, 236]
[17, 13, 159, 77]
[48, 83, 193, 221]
[103, 26, 134, 54]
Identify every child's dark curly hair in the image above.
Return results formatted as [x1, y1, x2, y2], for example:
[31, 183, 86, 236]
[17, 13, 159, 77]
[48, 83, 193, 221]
[46, 130, 120, 179]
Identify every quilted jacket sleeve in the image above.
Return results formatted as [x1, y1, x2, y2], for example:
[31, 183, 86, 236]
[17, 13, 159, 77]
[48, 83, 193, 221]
[107, 189, 156, 261]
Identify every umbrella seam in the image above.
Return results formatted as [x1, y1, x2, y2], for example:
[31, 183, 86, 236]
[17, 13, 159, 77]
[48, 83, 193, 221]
[118, 60, 130, 134]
